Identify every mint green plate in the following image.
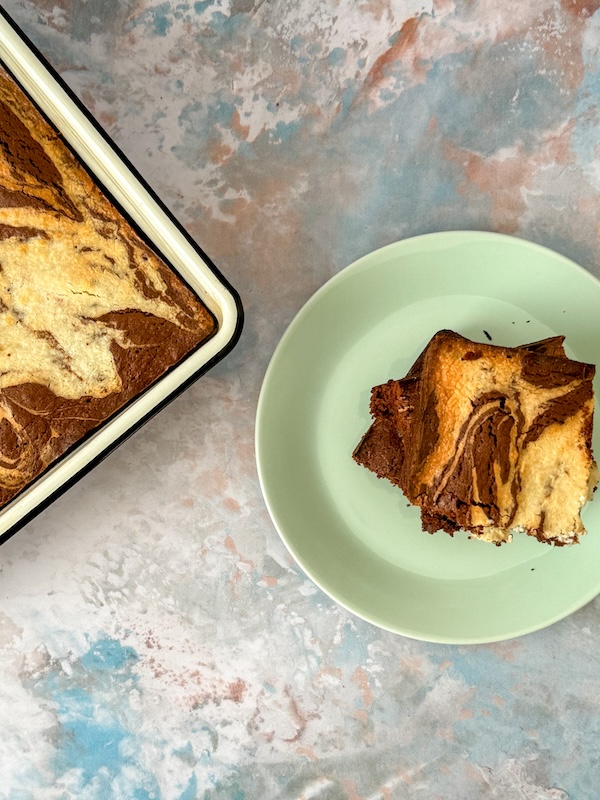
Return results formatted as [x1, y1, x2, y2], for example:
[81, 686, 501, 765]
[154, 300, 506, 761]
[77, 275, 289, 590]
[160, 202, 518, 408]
[256, 231, 600, 643]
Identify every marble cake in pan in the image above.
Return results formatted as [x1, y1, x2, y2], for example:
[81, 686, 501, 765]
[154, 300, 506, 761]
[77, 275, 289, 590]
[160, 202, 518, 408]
[353, 330, 598, 545]
[0, 65, 215, 509]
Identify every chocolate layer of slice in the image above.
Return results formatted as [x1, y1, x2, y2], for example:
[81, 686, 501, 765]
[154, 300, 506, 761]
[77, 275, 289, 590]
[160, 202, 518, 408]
[353, 331, 598, 545]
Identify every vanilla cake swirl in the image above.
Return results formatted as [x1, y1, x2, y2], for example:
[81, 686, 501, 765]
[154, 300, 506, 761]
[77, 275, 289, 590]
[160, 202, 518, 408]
[0, 64, 215, 507]
[353, 331, 598, 545]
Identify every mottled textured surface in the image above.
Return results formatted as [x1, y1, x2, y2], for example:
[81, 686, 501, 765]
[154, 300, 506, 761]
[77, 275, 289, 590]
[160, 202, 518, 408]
[2, 1, 600, 798]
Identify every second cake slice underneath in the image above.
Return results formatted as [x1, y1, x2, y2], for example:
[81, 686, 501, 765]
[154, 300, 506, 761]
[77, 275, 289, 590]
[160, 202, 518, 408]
[353, 331, 598, 545]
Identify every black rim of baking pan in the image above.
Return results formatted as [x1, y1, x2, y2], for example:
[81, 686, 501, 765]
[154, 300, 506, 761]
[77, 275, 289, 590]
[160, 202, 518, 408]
[0, 8, 244, 547]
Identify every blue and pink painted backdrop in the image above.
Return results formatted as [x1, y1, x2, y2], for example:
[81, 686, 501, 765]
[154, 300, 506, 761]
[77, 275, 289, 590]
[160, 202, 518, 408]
[2, 1, 600, 797]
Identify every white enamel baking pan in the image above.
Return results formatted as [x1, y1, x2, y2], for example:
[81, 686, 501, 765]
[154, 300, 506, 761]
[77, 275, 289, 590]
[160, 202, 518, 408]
[0, 9, 243, 544]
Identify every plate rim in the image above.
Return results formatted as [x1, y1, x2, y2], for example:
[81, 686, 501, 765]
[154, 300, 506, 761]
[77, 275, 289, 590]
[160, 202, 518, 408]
[256, 230, 600, 644]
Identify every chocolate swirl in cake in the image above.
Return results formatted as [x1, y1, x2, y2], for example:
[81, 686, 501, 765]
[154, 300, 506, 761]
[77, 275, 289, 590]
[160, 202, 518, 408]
[354, 331, 598, 545]
[0, 65, 215, 507]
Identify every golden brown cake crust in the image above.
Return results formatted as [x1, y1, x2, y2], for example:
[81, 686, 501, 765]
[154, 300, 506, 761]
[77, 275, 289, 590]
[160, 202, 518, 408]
[0, 64, 216, 507]
[353, 331, 598, 545]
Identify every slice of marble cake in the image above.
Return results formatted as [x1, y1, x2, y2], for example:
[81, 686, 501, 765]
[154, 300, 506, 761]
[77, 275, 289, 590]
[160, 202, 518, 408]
[353, 331, 598, 545]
